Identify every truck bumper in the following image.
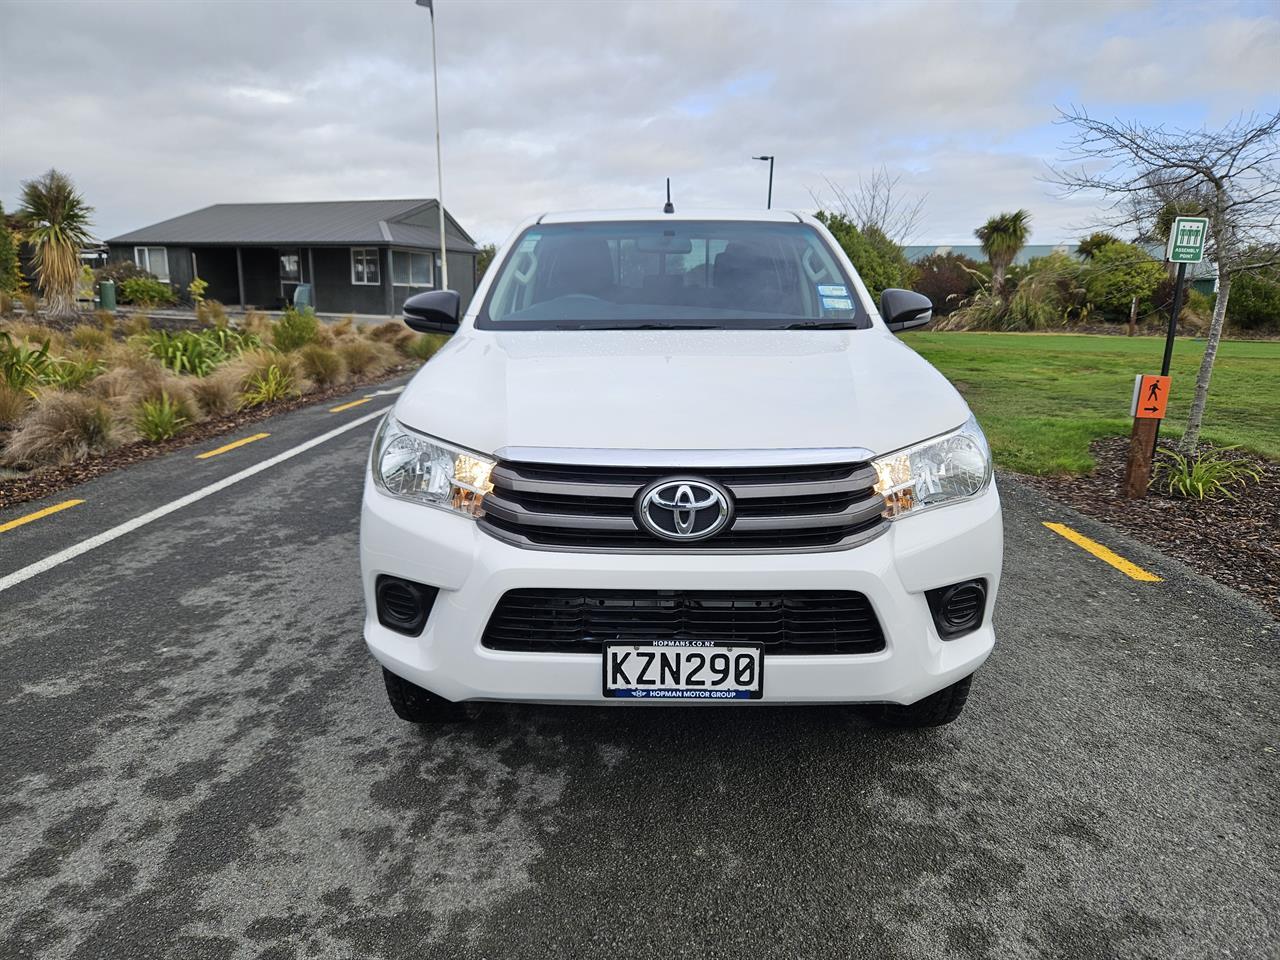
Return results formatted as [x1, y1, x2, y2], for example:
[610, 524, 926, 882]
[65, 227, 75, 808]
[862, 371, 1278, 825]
[360, 482, 1002, 706]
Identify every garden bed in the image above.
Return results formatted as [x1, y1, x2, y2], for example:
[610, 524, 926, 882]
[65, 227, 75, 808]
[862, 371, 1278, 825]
[0, 364, 415, 510]
[2, 309, 445, 510]
[1017, 437, 1279, 619]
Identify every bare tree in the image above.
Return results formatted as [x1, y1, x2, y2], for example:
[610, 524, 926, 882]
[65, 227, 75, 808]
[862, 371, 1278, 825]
[810, 166, 926, 246]
[1051, 108, 1280, 451]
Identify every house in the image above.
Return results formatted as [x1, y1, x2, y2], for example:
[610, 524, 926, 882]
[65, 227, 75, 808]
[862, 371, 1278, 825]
[106, 199, 479, 315]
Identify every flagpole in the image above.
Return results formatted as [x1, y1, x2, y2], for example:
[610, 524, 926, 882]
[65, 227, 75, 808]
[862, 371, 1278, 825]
[418, 0, 448, 290]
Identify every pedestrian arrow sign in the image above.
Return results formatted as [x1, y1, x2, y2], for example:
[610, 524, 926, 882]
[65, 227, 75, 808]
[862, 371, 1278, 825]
[1166, 216, 1209, 264]
[1130, 374, 1170, 420]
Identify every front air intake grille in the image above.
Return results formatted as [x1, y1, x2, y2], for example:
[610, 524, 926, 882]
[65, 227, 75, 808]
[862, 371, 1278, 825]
[375, 576, 438, 637]
[478, 459, 887, 553]
[926, 579, 988, 639]
[481, 589, 886, 656]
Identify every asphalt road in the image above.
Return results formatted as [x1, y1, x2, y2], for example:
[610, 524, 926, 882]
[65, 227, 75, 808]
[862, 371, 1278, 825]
[1, 385, 1277, 960]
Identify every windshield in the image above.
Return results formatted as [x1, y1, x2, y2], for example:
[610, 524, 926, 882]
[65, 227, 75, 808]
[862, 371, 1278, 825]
[477, 220, 869, 330]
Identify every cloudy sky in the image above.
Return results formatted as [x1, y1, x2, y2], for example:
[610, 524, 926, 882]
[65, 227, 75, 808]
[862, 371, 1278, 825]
[1, 0, 1277, 247]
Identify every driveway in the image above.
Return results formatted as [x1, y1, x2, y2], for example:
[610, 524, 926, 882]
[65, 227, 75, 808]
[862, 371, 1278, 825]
[1, 385, 1276, 960]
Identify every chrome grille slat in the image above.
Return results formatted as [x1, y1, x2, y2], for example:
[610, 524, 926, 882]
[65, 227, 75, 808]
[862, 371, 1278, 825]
[478, 456, 887, 553]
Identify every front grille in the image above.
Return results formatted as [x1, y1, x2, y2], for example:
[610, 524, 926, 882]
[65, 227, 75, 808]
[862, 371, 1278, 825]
[482, 589, 886, 656]
[478, 459, 887, 552]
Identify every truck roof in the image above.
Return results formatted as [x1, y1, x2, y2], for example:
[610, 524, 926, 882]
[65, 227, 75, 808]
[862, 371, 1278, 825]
[536, 208, 804, 224]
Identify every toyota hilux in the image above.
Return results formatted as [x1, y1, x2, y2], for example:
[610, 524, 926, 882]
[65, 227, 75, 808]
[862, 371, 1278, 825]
[360, 208, 1002, 727]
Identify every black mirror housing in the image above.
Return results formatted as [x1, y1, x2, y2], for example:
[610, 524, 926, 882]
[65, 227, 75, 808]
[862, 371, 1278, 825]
[403, 289, 460, 334]
[879, 288, 932, 333]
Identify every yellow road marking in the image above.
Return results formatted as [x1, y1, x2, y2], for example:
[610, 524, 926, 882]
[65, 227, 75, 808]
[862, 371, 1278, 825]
[330, 397, 373, 413]
[1042, 522, 1162, 582]
[196, 433, 270, 460]
[0, 499, 84, 534]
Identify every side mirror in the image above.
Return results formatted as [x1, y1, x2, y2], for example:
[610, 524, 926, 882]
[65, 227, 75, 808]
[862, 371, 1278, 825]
[403, 289, 460, 334]
[879, 288, 932, 333]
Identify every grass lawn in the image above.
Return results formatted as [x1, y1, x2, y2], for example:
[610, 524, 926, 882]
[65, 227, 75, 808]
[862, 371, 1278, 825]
[901, 331, 1280, 475]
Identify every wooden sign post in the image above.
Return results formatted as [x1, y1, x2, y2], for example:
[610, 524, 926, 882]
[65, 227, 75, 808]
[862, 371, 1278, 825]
[1122, 374, 1171, 498]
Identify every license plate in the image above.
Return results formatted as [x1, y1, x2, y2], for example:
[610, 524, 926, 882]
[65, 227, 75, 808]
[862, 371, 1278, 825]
[602, 641, 764, 700]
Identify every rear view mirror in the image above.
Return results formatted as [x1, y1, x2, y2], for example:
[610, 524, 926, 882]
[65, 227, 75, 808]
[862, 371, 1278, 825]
[880, 288, 932, 333]
[403, 289, 460, 334]
[635, 235, 694, 254]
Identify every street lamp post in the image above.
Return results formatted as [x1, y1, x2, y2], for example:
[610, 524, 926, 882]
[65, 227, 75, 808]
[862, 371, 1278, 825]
[415, 0, 448, 290]
[752, 155, 774, 209]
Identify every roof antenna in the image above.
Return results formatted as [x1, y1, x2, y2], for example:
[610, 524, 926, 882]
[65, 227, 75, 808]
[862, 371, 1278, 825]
[663, 178, 675, 214]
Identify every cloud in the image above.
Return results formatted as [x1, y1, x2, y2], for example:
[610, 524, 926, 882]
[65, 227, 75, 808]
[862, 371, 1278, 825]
[1, 0, 1275, 247]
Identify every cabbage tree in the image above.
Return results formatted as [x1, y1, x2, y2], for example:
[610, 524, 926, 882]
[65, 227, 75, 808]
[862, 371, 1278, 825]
[18, 169, 94, 318]
[975, 210, 1031, 297]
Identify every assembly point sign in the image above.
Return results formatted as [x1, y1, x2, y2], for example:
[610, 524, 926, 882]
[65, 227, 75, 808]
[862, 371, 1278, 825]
[1167, 216, 1209, 264]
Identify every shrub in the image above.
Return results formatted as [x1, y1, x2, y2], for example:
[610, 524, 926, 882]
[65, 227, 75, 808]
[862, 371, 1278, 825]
[142, 329, 224, 376]
[95, 259, 150, 286]
[1157, 447, 1262, 500]
[190, 366, 242, 417]
[45, 356, 105, 389]
[271, 306, 319, 351]
[0, 201, 20, 295]
[135, 392, 190, 441]
[0, 292, 12, 317]
[94, 309, 116, 332]
[240, 364, 298, 407]
[406, 333, 446, 361]
[119, 276, 177, 306]
[124, 312, 152, 335]
[0, 383, 31, 427]
[337, 339, 395, 377]
[70, 324, 110, 352]
[911, 253, 985, 315]
[368, 320, 409, 343]
[814, 212, 913, 301]
[89, 355, 168, 408]
[1082, 242, 1165, 321]
[1225, 270, 1280, 332]
[18, 291, 39, 318]
[299, 343, 346, 387]
[196, 298, 227, 327]
[2, 391, 125, 467]
[188, 276, 208, 305]
[1, 332, 54, 397]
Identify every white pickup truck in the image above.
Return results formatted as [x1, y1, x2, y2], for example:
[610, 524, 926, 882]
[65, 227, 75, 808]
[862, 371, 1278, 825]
[360, 209, 1002, 727]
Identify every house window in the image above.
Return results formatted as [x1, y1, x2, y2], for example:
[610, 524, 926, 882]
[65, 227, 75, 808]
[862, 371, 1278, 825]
[351, 248, 381, 285]
[280, 249, 301, 282]
[391, 250, 433, 287]
[134, 246, 169, 282]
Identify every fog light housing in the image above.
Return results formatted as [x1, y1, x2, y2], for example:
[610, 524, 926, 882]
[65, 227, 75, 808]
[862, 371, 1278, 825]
[375, 575, 438, 637]
[926, 579, 987, 639]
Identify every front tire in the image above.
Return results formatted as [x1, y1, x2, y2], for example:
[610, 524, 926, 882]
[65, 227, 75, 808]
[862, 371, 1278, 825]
[873, 674, 973, 728]
[382, 668, 469, 723]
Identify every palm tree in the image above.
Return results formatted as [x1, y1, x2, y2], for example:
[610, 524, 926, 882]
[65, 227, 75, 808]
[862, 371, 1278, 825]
[975, 209, 1031, 297]
[1076, 231, 1120, 260]
[18, 169, 94, 318]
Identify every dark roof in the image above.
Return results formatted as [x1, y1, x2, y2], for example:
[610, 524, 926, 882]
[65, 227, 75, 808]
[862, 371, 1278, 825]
[107, 199, 478, 253]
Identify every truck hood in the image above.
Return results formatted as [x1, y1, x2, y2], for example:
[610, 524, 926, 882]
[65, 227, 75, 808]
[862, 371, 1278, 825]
[393, 329, 971, 458]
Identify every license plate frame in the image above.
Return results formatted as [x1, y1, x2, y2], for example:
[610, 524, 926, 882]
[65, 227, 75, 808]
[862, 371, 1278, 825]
[601, 640, 764, 700]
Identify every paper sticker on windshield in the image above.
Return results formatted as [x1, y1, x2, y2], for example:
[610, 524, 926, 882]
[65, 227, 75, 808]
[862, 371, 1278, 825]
[822, 297, 853, 310]
[818, 284, 848, 298]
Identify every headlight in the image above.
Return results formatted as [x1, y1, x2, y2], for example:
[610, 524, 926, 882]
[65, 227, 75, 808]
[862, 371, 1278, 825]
[370, 416, 494, 517]
[872, 415, 992, 520]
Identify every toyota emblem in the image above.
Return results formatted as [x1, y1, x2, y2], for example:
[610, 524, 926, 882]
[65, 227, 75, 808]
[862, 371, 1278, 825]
[636, 477, 732, 542]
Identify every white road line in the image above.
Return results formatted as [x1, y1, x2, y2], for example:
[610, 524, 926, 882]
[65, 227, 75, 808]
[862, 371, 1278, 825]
[0, 406, 391, 594]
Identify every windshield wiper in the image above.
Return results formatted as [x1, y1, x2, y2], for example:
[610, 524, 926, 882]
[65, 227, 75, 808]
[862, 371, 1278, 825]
[775, 321, 859, 329]
[583, 324, 720, 331]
